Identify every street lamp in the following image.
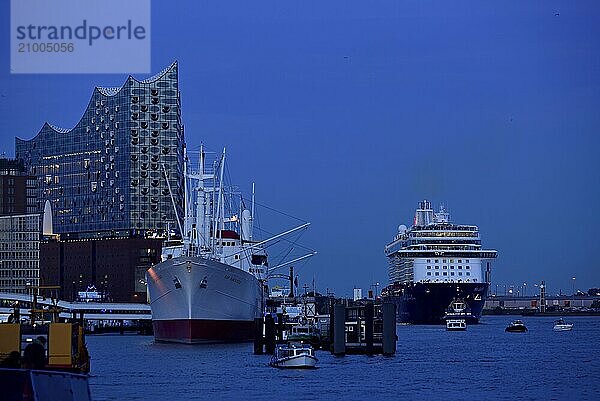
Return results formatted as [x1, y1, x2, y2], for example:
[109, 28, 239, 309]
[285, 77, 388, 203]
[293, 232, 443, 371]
[371, 282, 380, 298]
[571, 277, 576, 308]
[523, 282, 527, 297]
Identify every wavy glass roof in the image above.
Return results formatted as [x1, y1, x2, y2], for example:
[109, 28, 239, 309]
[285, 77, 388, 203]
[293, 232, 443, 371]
[16, 61, 178, 140]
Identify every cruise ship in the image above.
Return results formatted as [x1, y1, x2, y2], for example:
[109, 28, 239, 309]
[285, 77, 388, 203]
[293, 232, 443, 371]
[146, 146, 311, 343]
[382, 200, 497, 324]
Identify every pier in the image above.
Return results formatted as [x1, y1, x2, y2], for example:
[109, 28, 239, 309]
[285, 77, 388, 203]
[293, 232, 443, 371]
[0, 292, 152, 334]
[329, 301, 396, 355]
[254, 297, 397, 356]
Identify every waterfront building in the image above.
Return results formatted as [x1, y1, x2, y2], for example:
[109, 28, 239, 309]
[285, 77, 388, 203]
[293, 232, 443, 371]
[40, 237, 162, 302]
[15, 61, 184, 239]
[0, 213, 40, 294]
[0, 158, 37, 216]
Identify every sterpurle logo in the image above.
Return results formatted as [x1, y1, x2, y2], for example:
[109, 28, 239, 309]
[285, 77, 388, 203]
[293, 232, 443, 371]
[10, 0, 151, 74]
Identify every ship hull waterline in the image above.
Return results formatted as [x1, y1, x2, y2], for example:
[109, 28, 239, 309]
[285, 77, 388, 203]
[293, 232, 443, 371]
[384, 282, 489, 324]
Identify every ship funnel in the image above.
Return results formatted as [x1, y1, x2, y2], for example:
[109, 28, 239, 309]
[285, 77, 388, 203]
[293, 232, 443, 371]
[241, 209, 252, 241]
[414, 199, 434, 226]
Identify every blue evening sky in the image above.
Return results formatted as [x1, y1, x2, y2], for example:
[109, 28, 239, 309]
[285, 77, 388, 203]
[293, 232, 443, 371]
[1, 1, 598, 296]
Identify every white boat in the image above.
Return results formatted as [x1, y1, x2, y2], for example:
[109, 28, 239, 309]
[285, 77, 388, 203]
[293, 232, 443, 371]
[553, 318, 573, 331]
[146, 146, 314, 343]
[446, 319, 467, 331]
[270, 343, 318, 369]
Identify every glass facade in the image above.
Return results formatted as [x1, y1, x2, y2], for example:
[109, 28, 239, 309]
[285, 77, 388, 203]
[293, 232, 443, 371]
[15, 62, 184, 237]
[0, 214, 40, 293]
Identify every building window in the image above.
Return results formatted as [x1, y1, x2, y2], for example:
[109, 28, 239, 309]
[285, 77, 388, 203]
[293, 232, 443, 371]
[435, 272, 439, 276]
[427, 272, 431, 276]
[427, 266, 431, 269]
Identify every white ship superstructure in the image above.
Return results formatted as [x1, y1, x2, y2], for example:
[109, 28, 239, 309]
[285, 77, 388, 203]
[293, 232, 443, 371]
[385, 200, 495, 285]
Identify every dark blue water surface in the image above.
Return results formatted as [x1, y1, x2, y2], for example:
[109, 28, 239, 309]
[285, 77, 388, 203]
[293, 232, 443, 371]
[87, 316, 600, 400]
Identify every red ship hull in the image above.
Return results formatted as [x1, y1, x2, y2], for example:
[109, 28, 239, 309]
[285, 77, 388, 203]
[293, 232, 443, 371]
[152, 319, 255, 344]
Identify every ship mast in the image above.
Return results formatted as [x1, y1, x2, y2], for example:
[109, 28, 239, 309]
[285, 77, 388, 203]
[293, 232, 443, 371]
[211, 148, 226, 260]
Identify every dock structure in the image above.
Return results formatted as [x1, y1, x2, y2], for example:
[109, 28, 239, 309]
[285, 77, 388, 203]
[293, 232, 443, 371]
[255, 295, 397, 355]
[0, 291, 153, 334]
[253, 313, 285, 355]
[329, 300, 396, 356]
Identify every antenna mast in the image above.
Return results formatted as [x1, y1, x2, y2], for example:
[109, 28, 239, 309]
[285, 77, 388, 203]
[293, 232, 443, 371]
[251, 183, 255, 240]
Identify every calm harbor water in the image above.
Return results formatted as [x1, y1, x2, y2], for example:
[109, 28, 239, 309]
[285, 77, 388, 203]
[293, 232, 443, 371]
[88, 316, 600, 400]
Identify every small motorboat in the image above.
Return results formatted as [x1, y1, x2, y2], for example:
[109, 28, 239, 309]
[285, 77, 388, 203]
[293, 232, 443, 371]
[553, 318, 573, 331]
[505, 320, 528, 333]
[443, 299, 473, 320]
[446, 319, 467, 331]
[269, 342, 318, 369]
